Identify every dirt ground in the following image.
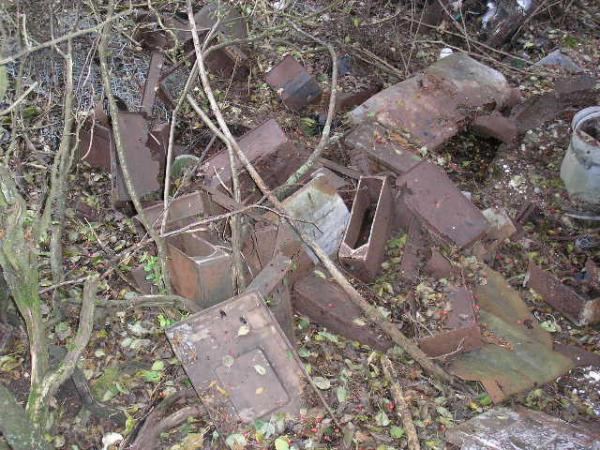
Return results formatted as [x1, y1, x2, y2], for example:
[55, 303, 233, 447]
[1, 0, 599, 449]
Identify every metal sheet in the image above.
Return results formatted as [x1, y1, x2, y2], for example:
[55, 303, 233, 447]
[166, 291, 307, 435]
[345, 122, 422, 175]
[446, 406, 599, 450]
[396, 161, 490, 248]
[349, 53, 513, 150]
[293, 271, 393, 351]
[339, 176, 393, 282]
[138, 191, 211, 233]
[450, 267, 573, 403]
[528, 262, 600, 326]
[266, 55, 322, 110]
[202, 119, 307, 196]
[278, 172, 350, 262]
[111, 112, 163, 205]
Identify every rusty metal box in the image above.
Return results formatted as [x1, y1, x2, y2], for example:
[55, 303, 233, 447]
[166, 291, 307, 435]
[166, 232, 234, 308]
[339, 176, 393, 282]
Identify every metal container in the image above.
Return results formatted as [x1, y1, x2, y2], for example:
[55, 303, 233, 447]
[560, 106, 600, 210]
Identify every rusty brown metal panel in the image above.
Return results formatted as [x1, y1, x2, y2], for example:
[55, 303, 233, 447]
[165, 291, 307, 435]
[398, 219, 426, 284]
[417, 287, 482, 357]
[293, 272, 393, 351]
[266, 55, 322, 110]
[202, 119, 306, 194]
[141, 51, 165, 117]
[339, 176, 393, 282]
[111, 112, 163, 205]
[166, 232, 234, 308]
[528, 262, 600, 326]
[345, 122, 422, 175]
[246, 254, 295, 343]
[79, 122, 113, 171]
[396, 162, 490, 248]
[138, 191, 211, 233]
[349, 53, 513, 150]
[242, 223, 278, 277]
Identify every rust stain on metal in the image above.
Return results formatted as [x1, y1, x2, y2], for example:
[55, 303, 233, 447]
[166, 291, 307, 435]
[396, 162, 489, 248]
[293, 271, 393, 351]
[450, 267, 573, 403]
[345, 122, 421, 175]
[528, 262, 600, 326]
[417, 286, 482, 358]
[266, 55, 322, 111]
[349, 53, 513, 150]
[166, 232, 234, 308]
[339, 176, 393, 282]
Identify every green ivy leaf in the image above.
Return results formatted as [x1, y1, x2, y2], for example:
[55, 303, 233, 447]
[390, 425, 405, 439]
[375, 410, 390, 427]
[274, 437, 290, 450]
[313, 376, 331, 390]
[336, 386, 348, 403]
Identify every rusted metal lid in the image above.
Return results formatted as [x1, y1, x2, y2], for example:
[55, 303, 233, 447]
[166, 291, 307, 434]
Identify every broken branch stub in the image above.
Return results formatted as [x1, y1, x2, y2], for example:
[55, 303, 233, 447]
[166, 291, 308, 435]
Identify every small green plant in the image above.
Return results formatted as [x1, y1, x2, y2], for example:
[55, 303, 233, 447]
[140, 252, 163, 290]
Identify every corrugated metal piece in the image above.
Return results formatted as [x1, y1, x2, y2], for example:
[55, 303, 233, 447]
[528, 262, 600, 326]
[166, 291, 307, 435]
[166, 232, 234, 308]
[266, 55, 322, 110]
[339, 176, 393, 282]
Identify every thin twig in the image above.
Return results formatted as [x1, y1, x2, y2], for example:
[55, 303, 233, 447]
[0, 82, 38, 116]
[381, 355, 420, 450]
[186, 0, 246, 291]
[279, 20, 338, 195]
